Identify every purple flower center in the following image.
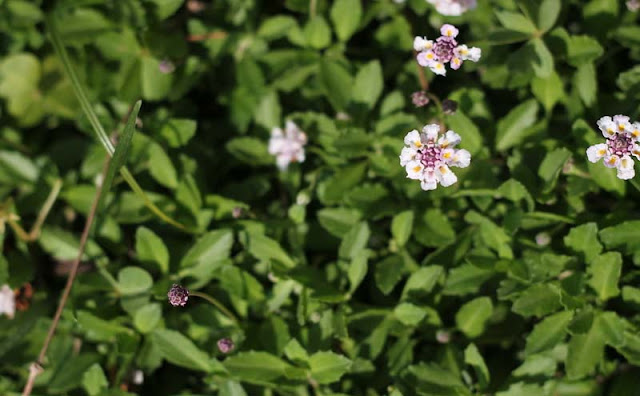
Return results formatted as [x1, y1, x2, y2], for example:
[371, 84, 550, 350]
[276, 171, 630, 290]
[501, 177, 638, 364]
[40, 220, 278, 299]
[417, 143, 441, 169]
[217, 338, 235, 353]
[433, 36, 458, 63]
[167, 284, 189, 307]
[607, 133, 634, 156]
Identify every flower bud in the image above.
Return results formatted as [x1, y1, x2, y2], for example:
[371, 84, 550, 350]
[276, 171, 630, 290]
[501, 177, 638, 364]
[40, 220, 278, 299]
[167, 284, 189, 307]
[217, 338, 235, 353]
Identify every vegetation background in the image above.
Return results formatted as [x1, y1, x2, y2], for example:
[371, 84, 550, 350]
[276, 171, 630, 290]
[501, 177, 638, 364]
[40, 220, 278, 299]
[1, 0, 640, 395]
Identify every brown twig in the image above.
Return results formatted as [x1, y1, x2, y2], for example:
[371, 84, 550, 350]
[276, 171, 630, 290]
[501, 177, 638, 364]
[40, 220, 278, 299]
[186, 31, 228, 42]
[22, 158, 110, 396]
[415, 57, 429, 91]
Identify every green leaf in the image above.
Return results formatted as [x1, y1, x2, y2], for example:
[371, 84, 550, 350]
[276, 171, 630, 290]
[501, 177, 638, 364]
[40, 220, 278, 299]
[148, 144, 178, 189]
[77, 311, 129, 342]
[538, 147, 571, 193]
[152, 329, 213, 372]
[141, 56, 173, 100]
[304, 17, 331, 49]
[98, 101, 141, 212]
[135, 226, 170, 273]
[181, 229, 234, 269]
[537, 0, 562, 32]
[512, 284, 561, 318]
[588, 252, 622, 301]
[599, 221, 640, 249]
[0, 53, 42, 124]
[339, 221, 370, 260]
[445, 111, 483, 155]
[224, 351, 291, 384]
[317, 207, 361, 237]
[531, 71, 564, 112]
[597, 311, 625, 347]
[284, 338, 309, 364]
[495, 10, 537, 34]
[57, 8, 112, 44]
[160, 118, 197, 148]
[330, 0, 362, 41]
[309, 351, 352, 384]
[443, 264, 494, 296]
[148, 0, 184, 20]
[48, 354, 99, 393]
[391, 210, 414, 247]
[530, 38, 554, 78]
[348, 250, 369, 294]
[525, 310, 573, 355]
[414, 209, 455, 248]
[567, 35, 604, 67]
[455, 297, 493, 338]
[319, 59, 353, 111]
[226, 137, 272, 166]
[258, 15, 298, 40]
[394, 303, 427, 326]
[402, 266, 443, 299]
[133, 303, 162, 334]
[117, 267, 153, 295]
[243, 232, 296, 268]
[82, 363, 108, 396]
[375, 254, 406, 295]
[564, 223, 602, 263]
[319, 162, 367, 204]
[495, 99, 539, 151]
[351, 60, 383, 110]
[464, 343, 490, 388]
[565, 320, 605, 380]
[574, 63, 597, 106]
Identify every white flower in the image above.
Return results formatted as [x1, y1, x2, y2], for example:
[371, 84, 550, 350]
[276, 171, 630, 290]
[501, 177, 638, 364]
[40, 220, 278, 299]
[268, 120, 307, 170]
[0, 285, 15, 319]
[414, 24, 481, 76]
[413, 37, 433, 52]
[427, 0, 477, 16]
[587, 115, 640, 180]
[399, 124, 471, 190]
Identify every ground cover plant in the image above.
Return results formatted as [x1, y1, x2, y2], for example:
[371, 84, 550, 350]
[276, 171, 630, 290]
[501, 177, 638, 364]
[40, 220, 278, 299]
[1, 0, 640, 395]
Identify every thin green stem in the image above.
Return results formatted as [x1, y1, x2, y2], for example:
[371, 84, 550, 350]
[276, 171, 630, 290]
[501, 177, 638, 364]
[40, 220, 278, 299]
[190, 291, 239, 324]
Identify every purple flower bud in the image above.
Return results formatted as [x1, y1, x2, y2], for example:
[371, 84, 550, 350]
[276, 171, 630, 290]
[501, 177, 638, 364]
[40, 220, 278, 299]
[411, 91, 430, 108]
[158, 59, 175, 74]
[167, 284, 189, 307]
[436, 330, 451, 344]
[232, 207, 243, 219]
[217, 338, 235, 353]
[442, 99, 458, 115]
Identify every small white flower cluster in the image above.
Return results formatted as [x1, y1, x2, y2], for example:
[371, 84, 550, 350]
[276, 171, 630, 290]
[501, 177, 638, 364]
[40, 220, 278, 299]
[427, 0, 477, 16]
[587, 115, 640, 180]
[268, 121, 307, 170]
[0, 284, 15, 319]
[400, 124, 471, 190]
[414, 24, 481, 76]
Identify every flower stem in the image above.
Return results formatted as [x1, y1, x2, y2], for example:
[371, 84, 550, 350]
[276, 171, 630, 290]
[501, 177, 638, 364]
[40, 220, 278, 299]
[190, 291, 239, 324]
[22, 159, 109, 396]
[415, 60, 429, 91]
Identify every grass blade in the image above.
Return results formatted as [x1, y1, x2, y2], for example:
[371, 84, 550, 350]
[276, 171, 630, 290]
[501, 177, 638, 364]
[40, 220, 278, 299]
[46, 14, 189, 232]
[96, 100, 141, 213]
